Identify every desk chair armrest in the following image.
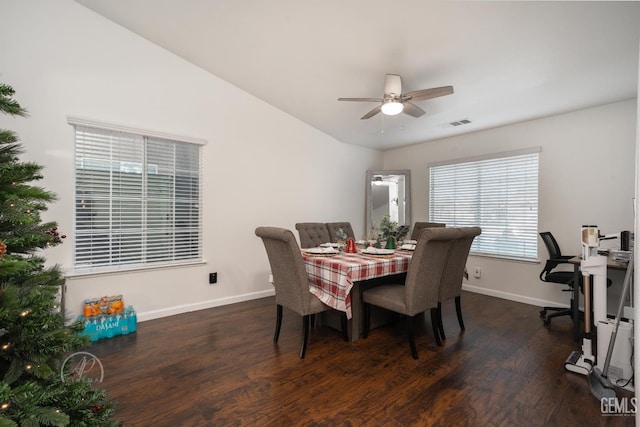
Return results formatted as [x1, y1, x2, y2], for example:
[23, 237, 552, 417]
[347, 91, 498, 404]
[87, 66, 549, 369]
[539, 256, 577, 282]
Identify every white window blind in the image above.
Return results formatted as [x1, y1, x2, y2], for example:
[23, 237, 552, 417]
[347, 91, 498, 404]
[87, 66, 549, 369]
[72, 123, 203, 272]
[429, 149, 539, 261]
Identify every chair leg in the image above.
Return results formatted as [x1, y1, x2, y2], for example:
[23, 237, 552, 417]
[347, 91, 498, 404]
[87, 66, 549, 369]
[543, 308, 572, 325]
[341, 312, 349, 342]
[300, 315, 310, 359]
[437, 302, 446, 340]
[430, 308, 440, 344]
[363, 303, 371, 339]
[430, 308, 442, 347]
[408, 316, 419, 360]
[274, 304, 283, 343]
[455, 296, 465, 331]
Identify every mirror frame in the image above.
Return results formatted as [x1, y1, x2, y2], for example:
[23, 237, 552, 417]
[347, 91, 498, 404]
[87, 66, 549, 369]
[365, 169, 411, 238]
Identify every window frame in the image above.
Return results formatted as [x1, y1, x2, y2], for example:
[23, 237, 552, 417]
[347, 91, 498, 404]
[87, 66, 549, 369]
[68, 116, 205, 275]
[428, 147, 540, 262]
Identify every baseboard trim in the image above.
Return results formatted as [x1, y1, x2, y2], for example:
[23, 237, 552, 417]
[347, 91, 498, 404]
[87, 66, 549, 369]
[137, 288, 276, 322]
[137, 285, 568, 323]
[462, 284, 568, 309]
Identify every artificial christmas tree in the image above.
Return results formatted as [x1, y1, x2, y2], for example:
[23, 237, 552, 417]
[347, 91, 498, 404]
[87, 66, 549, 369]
[0, 83, 120, 426]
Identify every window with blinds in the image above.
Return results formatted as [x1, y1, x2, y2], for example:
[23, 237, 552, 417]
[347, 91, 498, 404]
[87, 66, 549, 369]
[428, 148, 539, 261]
[71, 121, 203, 273]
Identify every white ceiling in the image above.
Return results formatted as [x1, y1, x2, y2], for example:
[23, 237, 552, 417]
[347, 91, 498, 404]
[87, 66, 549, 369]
[74, 0, 640, 151]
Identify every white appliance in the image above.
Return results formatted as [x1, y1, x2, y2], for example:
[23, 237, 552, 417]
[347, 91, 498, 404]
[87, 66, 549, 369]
[597, 318, 634, 391]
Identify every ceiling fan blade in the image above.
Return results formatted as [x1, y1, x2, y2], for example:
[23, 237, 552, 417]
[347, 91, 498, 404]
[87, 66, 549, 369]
[384, 74, 402, 97]
[402, 101, 425, 118]
[403, 86, 454, 102]
[361, 105, 382, 120]
[338, 97, 383, 102]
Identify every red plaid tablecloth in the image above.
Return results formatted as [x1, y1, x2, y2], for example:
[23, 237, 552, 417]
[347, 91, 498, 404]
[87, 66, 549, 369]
[302, 251, 412, 319]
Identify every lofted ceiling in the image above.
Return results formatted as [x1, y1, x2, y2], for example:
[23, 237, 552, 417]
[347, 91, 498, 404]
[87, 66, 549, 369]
[74, 0, 640, 151]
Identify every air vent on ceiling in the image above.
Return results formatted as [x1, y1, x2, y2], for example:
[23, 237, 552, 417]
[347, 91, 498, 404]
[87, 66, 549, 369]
[450, 118, 472, 127]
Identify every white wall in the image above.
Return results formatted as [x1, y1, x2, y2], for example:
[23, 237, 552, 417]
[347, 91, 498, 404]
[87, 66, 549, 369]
[1, 0, 636, 322]
[383, 100, 637, 308]
[0, 0, 382, 321]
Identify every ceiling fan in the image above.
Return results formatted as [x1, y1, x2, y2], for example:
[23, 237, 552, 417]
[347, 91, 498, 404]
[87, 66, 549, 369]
[338, 74, 454, 120]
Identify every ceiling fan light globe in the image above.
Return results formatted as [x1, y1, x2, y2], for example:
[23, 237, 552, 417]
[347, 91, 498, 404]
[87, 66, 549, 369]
[381, 101, 403, 116]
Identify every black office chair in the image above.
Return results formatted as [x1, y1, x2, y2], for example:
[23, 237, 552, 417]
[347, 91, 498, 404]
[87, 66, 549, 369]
[539, 232, 580, 325]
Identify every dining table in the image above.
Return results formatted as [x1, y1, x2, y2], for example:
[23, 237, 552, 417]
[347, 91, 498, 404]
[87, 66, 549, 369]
[302, 246, 413, 341]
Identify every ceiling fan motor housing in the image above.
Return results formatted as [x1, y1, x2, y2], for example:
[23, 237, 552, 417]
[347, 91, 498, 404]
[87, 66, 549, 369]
[337, 73, 453, 119]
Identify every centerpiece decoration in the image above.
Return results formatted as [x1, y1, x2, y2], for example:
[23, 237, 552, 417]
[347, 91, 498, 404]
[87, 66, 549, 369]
[379, 215, 410, 249]
[335, 228, 348, 244]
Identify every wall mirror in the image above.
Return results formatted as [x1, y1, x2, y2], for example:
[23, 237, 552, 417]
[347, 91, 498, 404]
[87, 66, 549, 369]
[365, 170, 411, 238]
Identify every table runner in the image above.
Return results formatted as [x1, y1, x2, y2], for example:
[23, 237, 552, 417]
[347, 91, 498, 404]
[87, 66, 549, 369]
[302, 251, 412, 318]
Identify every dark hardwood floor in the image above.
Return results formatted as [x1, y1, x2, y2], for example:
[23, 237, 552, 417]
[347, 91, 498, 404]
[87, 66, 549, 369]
[86, 291, 635, 426]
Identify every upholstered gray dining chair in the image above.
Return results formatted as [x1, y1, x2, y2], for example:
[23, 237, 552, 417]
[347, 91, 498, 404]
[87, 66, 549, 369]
[362, 227, 462, 359]
[435, 227, 481, 341]
[326, 222, 355, 242]
[255, 226, 347, 359]
[410, 221, 446, 240]
[295, 222, 331, 249]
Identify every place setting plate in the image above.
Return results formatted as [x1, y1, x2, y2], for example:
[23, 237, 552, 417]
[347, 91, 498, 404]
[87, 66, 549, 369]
[360, 247, 396, 258]
[319, 242, 340, 248]
[398, 240, 417, 251]
[303, 247, 339, 257]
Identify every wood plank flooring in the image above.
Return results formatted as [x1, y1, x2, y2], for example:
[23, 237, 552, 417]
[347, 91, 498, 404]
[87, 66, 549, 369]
[86, 292, 635, 426]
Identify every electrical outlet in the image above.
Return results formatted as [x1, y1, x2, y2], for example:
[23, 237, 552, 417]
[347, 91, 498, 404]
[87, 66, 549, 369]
[209, 272, 217, 284]
[474, 267, 481, 279]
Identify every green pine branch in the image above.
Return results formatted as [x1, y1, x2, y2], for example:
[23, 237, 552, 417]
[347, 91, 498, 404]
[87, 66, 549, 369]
[0, 164, 46, 187]
[0, 85, 27, 118]
[0, 130, 21, 163]
[0, 415, 18, 427]
[0, 83, 121, 425]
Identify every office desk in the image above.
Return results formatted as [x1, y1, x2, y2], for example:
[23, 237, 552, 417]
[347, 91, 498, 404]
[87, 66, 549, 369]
[568, 256, 629, 340]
